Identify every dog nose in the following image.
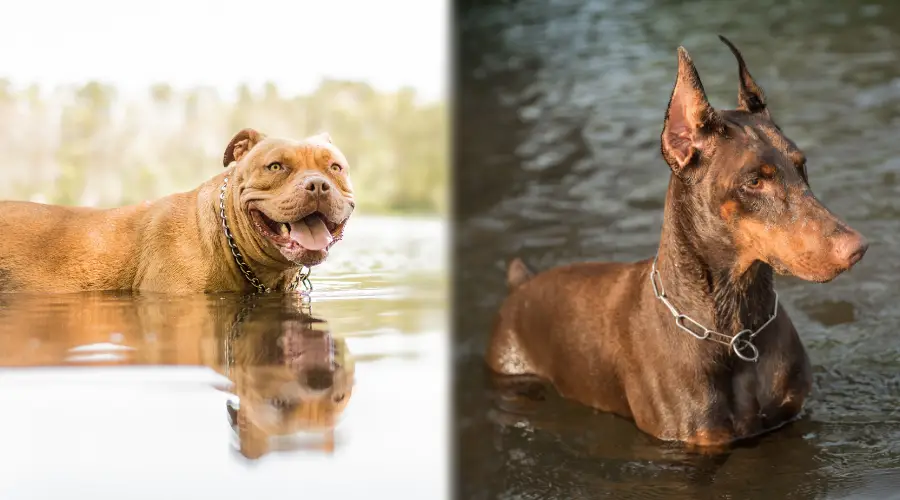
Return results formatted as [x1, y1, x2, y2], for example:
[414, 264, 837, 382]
[305, 368, 334, 390]
[834, 233, 869, 268]
[304, 176, 331, 194]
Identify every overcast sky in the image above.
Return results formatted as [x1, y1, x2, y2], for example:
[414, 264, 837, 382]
[0, 0, 447, 101]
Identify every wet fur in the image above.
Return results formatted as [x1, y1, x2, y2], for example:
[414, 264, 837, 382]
[487, 36, 867, 446]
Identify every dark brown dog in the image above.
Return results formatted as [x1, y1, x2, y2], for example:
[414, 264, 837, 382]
[0, 128, 354, 293]
[487, 36, 868, 447]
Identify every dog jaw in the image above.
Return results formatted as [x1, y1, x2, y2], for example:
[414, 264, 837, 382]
[249, 207, 347, 266]
[227, 130, 355, 269]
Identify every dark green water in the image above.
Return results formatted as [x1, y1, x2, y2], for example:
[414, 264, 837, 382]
[455, 1, 900, 498]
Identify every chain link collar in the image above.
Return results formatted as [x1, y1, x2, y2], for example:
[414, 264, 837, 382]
[219, 176, 313, 294]
[649, 254, 778, 362]
[224, 293, 313, 379]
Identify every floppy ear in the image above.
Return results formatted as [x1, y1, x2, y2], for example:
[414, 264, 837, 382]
[223, 128, 266, 167]
[661, 47, 723, 175]
[718, 35, 768, 116]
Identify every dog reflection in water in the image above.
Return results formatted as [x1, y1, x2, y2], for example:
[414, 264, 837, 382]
[221, 299, 355, 460]
[0, 292, 355, 460]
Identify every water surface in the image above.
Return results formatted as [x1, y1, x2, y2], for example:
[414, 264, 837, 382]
[0, 215, 448, 500]
[455, 1, 900, 498]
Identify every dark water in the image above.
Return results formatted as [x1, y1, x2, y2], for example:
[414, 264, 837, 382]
[0, 216, 448, 499]
[454, 1, 900, 498]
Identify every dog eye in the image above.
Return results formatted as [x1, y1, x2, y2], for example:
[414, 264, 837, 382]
[330, 163, 342, 172]
[744, 177, 763, 190]
[267, 162, 283, 171]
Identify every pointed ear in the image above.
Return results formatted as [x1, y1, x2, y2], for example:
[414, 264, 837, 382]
[718, 35, 768, 116]
[223, 128, 266, 167]
[661, 47, 723, 174]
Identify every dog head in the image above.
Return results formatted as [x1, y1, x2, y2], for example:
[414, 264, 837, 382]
[659, 36, 867, 282]
[228, 310, 354, 459]
[223, 129, 355, 268]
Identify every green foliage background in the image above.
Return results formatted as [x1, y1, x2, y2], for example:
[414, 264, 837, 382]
[0, 78, 447, 215]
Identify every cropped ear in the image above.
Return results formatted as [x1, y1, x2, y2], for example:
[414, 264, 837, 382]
[223, 128, 266, 167]
[661, 47, 723, 175]
[718, 35, 768, 116]
[309, 132, 333, 144]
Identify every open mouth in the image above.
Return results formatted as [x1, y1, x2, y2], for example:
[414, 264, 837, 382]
[251, 209, 343, 252]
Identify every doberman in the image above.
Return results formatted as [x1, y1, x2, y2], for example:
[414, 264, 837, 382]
[486, 36, 869, 447]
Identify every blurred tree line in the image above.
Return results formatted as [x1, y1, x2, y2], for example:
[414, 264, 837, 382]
[0, 79, 446, 215]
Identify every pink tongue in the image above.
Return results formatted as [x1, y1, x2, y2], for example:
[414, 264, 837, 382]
[289, 215, 333, 251]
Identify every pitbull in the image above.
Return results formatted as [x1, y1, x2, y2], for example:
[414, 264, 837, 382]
[0, 128, 354, 293]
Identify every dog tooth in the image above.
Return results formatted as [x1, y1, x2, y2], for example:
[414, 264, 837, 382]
[279, 223, 290, 237]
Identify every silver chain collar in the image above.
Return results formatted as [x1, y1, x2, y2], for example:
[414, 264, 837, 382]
[224, 293, 313, 378]
[649, 255, 778, 362]
[219, 175, 312, 294]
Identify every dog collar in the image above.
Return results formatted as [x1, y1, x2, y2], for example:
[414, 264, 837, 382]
[223, 293, 314, 378]
[649, 254, 778, 362]
[219, 175, 312, 294]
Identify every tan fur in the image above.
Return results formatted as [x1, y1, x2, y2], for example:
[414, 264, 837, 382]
[0, 292, 355, 460]
[0, 128, 354, 293]
[230, 312, 354, 458]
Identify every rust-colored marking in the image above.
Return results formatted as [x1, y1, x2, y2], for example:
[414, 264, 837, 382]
[719, 200, 740, 221]
[686, 428, 735, 448]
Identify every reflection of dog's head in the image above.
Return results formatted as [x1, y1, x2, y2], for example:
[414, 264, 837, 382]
[223, 128, 355, 268]
[227, 310, 355, 459]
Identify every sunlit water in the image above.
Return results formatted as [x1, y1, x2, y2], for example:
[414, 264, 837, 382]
[456, 1, 900, 499]
[0, 215, 448, 500]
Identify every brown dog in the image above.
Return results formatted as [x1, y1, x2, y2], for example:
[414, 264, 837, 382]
[226, 303, 355, 459]
[0, 292, 355, 460]
[487, 36, 869, 447]
[0, 128, 354, 293]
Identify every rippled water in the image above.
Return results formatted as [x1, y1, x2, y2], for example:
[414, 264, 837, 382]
[455, 1, 900, 498]
[0, 215, 448, 499]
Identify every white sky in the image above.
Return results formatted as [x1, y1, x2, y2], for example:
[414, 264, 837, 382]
[0, 0, 447, 101]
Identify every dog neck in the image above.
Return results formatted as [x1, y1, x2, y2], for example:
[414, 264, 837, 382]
[218, 172, 296, 292]
[655, 177, 777, 338]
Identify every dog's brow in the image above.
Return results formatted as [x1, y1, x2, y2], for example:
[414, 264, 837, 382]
[263, 148, 290, 163]
[756, 124, 796, 155]
[312, 147, 333, 165]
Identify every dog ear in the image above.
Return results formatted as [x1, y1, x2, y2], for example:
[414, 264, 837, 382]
[309, 132, 333, 144]
[661, 47, 723, 174]
[223, 128, 267, 167]
[718, 35, 768, 116]
[506, 258, 534, 290]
